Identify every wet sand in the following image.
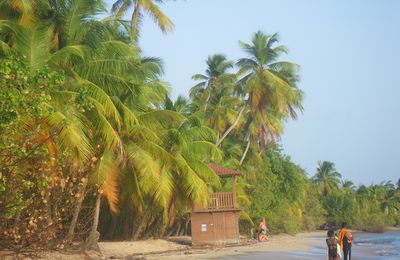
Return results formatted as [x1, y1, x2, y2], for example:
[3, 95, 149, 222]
[150, 230, 396, 260]
[147, 231, 325, 259]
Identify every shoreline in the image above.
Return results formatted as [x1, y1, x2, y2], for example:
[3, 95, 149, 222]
[1, 227, 399, 259]
[146, 231, 323, 260]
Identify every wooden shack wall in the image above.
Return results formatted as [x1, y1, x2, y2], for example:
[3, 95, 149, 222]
[191, 211, 240, 246]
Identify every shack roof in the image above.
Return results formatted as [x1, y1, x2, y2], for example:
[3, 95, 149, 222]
[208, 163, 242, 177]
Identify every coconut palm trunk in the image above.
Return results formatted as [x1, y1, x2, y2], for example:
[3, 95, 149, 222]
[216, 105, 246, 146]
[132, 207, 151, 240]
[167, 196, 176, 228]
[65, 180, 88, 244]
[239, 138, 251, 165]
[85, 191, 102, 250]
[184, 216, 191, 235]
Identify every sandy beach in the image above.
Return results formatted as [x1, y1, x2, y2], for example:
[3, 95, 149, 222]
[145, 231, 323, 260]
[2, 228, 400, 259]
[0, 231, 325, 259]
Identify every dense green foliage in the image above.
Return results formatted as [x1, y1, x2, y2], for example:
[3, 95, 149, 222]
[0, 0, 398, 251]
[246, 153, 400, 235]
[247, 148, 309, 234]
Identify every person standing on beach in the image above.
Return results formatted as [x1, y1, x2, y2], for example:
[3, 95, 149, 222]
[326, 230, 340, 260]
[338, 222, 353, 260]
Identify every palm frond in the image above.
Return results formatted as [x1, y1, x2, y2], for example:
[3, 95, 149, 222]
[101, 160, 120, 213]
[111, 96, 139, 130]
[125, 143, 161, 195]
[152, 167, 174, 208]
[139, 110, 184, 130]
[141, 0, 174, 33]
[185, 141, 222, 161]
[184, 158, 221, 189]
[191, 74, 208, 81]
[77, 79, 122, 128]
[89, 103, 122, 150]
[174, 154, 209, 206]
[91, 149, 119, 213]
[112, 0, 132, 19]
[46, 111, 92, 162]
[0, 20, 52, 70]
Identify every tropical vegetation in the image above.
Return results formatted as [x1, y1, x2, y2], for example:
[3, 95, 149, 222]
[0, 0, 398, 252]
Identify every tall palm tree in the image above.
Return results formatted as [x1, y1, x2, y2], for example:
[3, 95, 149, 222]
[237, 31, 303, 149]
[190, 54, 244, 146]
[312, 161, 342, 195]
[112, 0, 174, 41]
[190, 54, 235, 103]
[120, 109, 222, 239]
[0, 1, 173, 247]
[204, 93, 241, 140]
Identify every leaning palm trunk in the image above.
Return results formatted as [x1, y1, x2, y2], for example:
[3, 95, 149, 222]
[167, 196, 176, 228]
[216, 105, 246, 146]
[85, 191, 102, 250]
[65, 179, 88, 244]
[239, 138, 251, 165]
[132, 207, 151, 240]
[184, 216, 191, 235]
[143, 216, 160, 239]
[174, 222, 181, 236]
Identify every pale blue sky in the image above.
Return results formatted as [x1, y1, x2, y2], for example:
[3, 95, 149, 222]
[105, 0, 400, 185]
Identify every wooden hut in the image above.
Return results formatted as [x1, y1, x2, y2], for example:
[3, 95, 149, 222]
[190, 163, 242, 246]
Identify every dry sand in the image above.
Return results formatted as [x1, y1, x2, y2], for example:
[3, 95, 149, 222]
[100, 238, 191, 259]
[0, 231, 325, 259]
[3, 227, 399, 259]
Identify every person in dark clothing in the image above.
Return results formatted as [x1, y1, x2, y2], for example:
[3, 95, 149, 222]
[338, 222, 353, 260]
[326, 230, 340, 260]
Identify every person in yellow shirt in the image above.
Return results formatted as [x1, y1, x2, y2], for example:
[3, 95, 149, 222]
[338, 222, 353, 260]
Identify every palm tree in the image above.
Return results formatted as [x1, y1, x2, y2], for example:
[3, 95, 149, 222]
[237, 31, 303, 149]
[204, 94, 241, 140]
[190, 54, 235, 103]
[0, 1, 174, 247]
[342, 179, 356, 191]
[118, 109, 222, 239]
[0, 0, 237, 247]
[160, 115, 222, 232]
[377, 181, 399, 216]
[312, 161, 342, 195]
[164, 95, 194, 117]
[112, 0, 174, 42]
[190, 54, 244, 146]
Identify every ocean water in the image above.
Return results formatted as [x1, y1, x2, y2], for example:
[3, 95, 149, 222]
[354, 231, 400, 258]
[220, 231, 400, 259]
